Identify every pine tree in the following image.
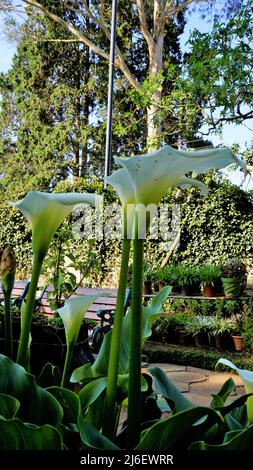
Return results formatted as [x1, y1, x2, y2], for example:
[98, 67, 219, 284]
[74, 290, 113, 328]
[0, 0, 93, 199]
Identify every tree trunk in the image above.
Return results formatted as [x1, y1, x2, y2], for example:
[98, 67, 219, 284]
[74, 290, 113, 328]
[146, 0, 165, 152]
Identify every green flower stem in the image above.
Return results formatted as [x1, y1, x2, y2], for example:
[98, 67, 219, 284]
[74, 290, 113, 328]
[17, 256, 43, 367]
[102, 237, 131, 439]
[4, 290, 13, 359]
[127, 237, 144, 449]
[61, 342, 75, 388]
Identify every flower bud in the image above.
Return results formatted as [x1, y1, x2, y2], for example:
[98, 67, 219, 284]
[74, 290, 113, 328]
[0, 246, 16, 293]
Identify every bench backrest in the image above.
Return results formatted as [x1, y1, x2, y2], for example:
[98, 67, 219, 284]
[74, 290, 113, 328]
[0, 280, 30, 307]
[0, 281, 129, 322]
[37, 285, 118, 321]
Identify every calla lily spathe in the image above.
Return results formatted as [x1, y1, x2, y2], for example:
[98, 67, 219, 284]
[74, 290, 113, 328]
[9, 191, 101, 259]
[107, 144, 245, 210]
[57, 293, 112, 346]
[217, 358, 253, 423]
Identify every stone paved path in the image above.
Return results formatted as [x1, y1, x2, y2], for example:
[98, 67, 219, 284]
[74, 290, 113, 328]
[119, 363, 245, 426]
[146, 362, 245, 406]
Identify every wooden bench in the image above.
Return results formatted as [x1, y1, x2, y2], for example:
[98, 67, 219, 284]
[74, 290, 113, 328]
[0, 280, 30, 308]
[36, 285, 119, 322]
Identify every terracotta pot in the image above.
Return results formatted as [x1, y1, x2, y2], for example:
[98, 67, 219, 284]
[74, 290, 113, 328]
[232, 335, 244, 352]
[214, 334, 233, 351]
[203, 284, 216, 297]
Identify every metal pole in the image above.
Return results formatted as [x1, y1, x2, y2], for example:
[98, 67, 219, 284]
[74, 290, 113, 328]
[104, 0, 118, 189]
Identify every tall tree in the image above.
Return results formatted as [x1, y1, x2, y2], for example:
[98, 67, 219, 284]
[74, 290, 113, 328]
[0, 0, 242, 151]
[182, 0, 253, 136]
[0, 0, 95, 198]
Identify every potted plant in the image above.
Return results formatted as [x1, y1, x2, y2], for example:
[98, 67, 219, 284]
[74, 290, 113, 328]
[185, 315, 213, 347]
[143, 265, 153, 295]
[152, 314, 178, 344]
[199, 264, 221, 297]
[157, 265, 176, 292]
[209, 316, 233, 350]
[174, 312, 194, 346]
[230, 314, 245, 352]
[221, 259, 247, 298]
[174, 264, 201, 296]
[163, 264, 181, 294]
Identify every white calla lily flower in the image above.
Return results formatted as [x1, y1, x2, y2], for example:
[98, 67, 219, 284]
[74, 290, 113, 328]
[107, 145, 245, 236]
[57, 293, 112, 346]
[9, 191, 101, 259]
[217, 358, 253, 423]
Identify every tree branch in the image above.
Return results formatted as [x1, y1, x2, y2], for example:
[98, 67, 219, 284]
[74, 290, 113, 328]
[136, 0, 155, 54]
[165, 0, 210, 17]
[21, 0, 140, 91]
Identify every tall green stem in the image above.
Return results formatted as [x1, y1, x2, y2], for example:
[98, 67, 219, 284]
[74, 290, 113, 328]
[17, 256, 43, 367]
[61, 343, 74, 388]
[102, 237, 131, 439]
[127, 237, 144, 449]
[4, 290, 13, 359]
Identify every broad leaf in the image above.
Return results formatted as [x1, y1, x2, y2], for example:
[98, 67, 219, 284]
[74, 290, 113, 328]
[0, 354, 62, 426]
[0, 394, 19, 419]
[47, 387, 80, 425]
[71, 288, 171, 382]
[210, 378, 235, 408]
[37, 362, 61, 388]
[217, 358, 253, 423]
[191, 424, 253, 450]
[148, 366, 194, 412]
[79, 378, 107, 411]
[136, 406, 222, 450]
[78, 419, 120, 450]
[0, 417, 62, 450]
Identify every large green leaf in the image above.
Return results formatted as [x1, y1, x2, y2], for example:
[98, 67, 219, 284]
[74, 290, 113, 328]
[71, 288, 171, 382]
[37, 363, 61, 388]
[78, 419, 120, 450]
[0, 354, 63, 426]
[148, 367, 194, 412]
[84, 392, 106, 429]
[0, 417, 62, 450]
[210, 378, 235, 408]
[47, 387, 80, 425]
[79, 378, 107, 411]
[136, 406, 222, 450]
[0, 394, 20, 419]
[216, 394, 252, 417]
[191, 425, 253, 450]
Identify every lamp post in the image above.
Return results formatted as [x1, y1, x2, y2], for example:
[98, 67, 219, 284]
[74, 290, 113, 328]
[104, 0, 118, 189]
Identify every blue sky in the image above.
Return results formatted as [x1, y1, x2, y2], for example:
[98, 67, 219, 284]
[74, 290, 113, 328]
[0, 3, 252, 189]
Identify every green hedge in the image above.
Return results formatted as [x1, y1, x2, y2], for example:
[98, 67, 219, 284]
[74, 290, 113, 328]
[1, 175, 253, 282]
[143, 342, 253, 371]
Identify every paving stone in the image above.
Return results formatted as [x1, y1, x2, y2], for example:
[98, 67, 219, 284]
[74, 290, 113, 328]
[148, 363, 187, 372]
[166, 371, 208, 384]
[207, 372, 243, 387]
[185, 393, 212, 407]
[235, 385, 246, 396]
[169, 381, 189, 393]
[186, 365, 211, 375]
[189, 380, 238, 396]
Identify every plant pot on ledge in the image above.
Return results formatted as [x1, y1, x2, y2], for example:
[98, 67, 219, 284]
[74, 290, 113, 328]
[231, 335, 244, 352]
[203, 284, 216, 297]
[221, 259, 247, 298]
[221, 276, 247, 298]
